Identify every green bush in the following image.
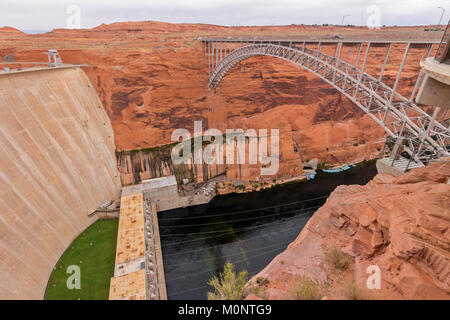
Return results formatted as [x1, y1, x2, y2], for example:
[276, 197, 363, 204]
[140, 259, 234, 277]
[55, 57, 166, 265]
[207, 262, 248, 300]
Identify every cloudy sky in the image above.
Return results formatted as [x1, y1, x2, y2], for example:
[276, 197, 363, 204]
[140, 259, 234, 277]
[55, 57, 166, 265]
[1, 0, 449, 32]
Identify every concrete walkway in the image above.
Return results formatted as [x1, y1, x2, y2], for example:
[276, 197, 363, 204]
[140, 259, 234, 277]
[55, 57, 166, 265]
[109, 187, 167, 300]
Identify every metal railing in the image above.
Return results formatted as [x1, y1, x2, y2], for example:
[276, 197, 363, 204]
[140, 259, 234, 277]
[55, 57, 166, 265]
[435, 20, 450, 63]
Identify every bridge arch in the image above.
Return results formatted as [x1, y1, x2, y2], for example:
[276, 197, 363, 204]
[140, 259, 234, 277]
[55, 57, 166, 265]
[207, 43, 449, 165]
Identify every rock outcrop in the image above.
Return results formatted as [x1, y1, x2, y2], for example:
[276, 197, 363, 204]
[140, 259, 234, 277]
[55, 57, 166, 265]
[247, 161, 450, 300]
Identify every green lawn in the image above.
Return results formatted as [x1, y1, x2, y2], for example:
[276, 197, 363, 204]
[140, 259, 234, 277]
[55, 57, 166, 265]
[45, 219, 119, 300]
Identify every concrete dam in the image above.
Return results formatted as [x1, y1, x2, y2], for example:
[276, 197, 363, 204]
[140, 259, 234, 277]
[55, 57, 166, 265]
[0, 65, 121, 299]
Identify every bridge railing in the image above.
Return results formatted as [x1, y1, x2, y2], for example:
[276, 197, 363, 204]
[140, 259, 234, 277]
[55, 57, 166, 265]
[435, 20, 450, 64]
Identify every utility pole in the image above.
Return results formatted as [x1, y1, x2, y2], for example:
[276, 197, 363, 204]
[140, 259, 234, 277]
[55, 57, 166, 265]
[341, 14, 350, 26]
[438, 7, 445, 28]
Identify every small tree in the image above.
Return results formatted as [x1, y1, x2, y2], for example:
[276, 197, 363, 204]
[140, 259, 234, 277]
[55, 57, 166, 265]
[207, 262, 248, 300]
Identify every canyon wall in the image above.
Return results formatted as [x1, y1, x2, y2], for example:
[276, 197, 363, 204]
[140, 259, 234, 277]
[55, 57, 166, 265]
[0, 66, 122, 299]
[246, 160, 450, 300]
[116, 147, 197, 185]
[2, 23, 447, 184]
[115, 129, 300, 185]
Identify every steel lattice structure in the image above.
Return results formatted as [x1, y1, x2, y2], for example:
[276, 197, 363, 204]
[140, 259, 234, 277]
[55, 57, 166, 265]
[199, 38, 450, 167]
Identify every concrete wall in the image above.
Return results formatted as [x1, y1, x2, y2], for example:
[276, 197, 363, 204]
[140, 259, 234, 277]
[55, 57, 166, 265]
[376, 159, 404, 177]
[0, 66, 121, 299]
[156, 193, 213, 212]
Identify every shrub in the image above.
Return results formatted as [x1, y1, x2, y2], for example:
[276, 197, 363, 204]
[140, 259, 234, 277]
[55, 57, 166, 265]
[317, 161, 331, 170]
[344, 280, 370, 300]
[326, 244, 350, 271]
[291, 276, 323, 300]
[207, 262, 248, 300]
[245, 277, 270, 299]
[255, 276, 270, 287]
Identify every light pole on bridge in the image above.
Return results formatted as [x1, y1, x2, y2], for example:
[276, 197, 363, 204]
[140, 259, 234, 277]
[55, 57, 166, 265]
[341, 14, 350, 26]
[438, 7, 445, 28]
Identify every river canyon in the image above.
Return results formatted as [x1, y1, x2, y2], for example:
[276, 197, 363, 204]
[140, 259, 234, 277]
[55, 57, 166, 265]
[0, 21, 449, 300]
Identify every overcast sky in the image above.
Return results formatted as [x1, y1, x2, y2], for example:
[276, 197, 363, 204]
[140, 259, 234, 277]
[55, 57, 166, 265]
[1, 0, 449, 32]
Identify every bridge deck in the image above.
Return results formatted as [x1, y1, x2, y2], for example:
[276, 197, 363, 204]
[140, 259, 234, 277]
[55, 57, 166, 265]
[198, 37, 441, 44]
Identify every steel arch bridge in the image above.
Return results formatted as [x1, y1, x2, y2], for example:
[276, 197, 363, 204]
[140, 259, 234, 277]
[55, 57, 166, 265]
[199, 38, 450, 170]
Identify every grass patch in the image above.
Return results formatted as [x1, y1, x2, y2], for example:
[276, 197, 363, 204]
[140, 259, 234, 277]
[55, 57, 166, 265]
[45, 219, 118, 300]
[326, 244, 350, 271]
[207, 262, 248, 300]
[291, 276, 323, 300]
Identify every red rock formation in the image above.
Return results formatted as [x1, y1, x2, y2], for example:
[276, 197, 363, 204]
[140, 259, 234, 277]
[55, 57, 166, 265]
[0, 26, 23, 34]
[0, 22, 446, 183]
[247, 161, 450, 299]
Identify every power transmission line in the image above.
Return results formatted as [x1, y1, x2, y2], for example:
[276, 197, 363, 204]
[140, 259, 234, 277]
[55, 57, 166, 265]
[163, 214, 310, 258]
[159, 208, 316, 237]
[161, 217, 309, 247]
[166, 242, 289, 283]
[158, 194, 329, 221]
[159, 205, 322, 228]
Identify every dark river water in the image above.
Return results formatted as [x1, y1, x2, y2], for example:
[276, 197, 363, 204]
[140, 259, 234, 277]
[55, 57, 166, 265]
[158, 161, 377, 300]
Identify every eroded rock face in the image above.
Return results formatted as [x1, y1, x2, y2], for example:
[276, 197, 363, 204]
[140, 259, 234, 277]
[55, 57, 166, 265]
[248, 161, 450, 300]
[1, 22, 446, 183]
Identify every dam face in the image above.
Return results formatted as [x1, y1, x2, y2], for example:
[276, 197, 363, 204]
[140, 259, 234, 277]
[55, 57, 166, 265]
[0, 66, 121, 299]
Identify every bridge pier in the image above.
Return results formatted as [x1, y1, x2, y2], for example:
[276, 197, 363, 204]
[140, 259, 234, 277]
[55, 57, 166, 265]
[376, 159, 405, 177]
[377, 135, 427, 176]
[416, 21, 450, 109]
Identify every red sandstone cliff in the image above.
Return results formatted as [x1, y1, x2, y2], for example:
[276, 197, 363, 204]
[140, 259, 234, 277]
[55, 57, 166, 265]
[0, 22, 447, 183]
[246, 161, 450, 300]
[0, 26, 23, 34]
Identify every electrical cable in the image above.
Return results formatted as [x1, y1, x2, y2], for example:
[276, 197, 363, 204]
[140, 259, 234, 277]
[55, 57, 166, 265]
[159, 207, 316, 237]
[166, 243, 289, 283]
[161, 217, 307, 247]
[158, 194, 329, 221]
[163, 217, 308, 258]
[159, 205, 322, 228]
